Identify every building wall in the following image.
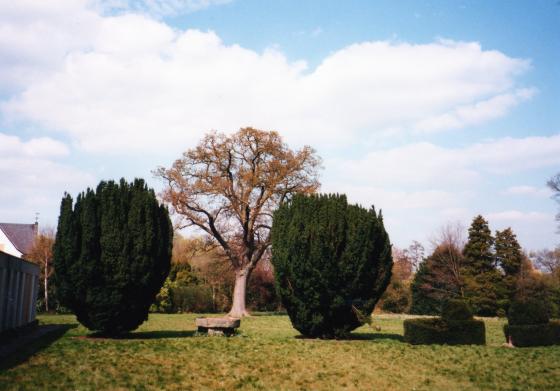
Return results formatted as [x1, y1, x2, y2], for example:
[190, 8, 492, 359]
[0, 251, 39, 332]
[0, 229, 23, 258]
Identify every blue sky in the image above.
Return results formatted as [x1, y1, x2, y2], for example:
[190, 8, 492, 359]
[0, 0, 559, 251]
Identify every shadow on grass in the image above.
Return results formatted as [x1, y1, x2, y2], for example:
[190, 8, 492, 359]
[349, 332, 404, 342]
[83, 330, 197, 340]
[0, 324, 76, 371]
[295, 332, 404, 342]
[127, 330, 197, 339]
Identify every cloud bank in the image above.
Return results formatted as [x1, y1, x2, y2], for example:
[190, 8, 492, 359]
[1, 2, 532, 153]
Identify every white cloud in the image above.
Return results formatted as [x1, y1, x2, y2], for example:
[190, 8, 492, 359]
[322, 184, 461, 211]
[0, 4, 532, 153]
[0, 133, 69, 157]
[330, 134, 560, 188]
[323, 134, 560, 248]
[485, 210, 558, 251]
[504, 185, 552, 198]
[415, 88, 537, 132]
[0, 0, 100, 93]
[0, 133, 95, 225]
[487, 210, 551, 222]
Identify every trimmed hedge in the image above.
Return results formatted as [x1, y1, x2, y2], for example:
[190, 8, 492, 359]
[441, 299, 473, 321]
[504, 320, 560, 347]
[404, 318, 485, 345]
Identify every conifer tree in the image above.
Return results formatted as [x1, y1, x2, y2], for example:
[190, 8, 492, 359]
[54, 178, 172, 336]
[495, 228, 523, 276]
[462, 215, 501, 316]
[410, 261, 441, 315]
[495, 227, 524, 305]
[463, 215, 495, 272]
[271, 193, 392, 339]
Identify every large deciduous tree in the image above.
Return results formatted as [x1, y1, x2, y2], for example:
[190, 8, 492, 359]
[155, 128, 321, 317]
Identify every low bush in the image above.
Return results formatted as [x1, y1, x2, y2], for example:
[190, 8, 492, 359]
[404, 318, 485, 345]
[504, 320, 560, 347]
[441, 299, 473, 321]
[173, 285, 214, 313]
[507, 299, 550, 326]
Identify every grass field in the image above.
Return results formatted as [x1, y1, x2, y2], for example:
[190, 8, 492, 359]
[1, 313, 560, 390]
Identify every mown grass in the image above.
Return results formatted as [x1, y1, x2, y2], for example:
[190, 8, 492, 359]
[1, 313, 560, 390]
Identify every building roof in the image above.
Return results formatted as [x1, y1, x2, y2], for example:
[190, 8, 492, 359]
[0, 223, 38, 255]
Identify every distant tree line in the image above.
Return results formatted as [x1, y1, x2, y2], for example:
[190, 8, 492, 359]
[380, 215, 560, 318]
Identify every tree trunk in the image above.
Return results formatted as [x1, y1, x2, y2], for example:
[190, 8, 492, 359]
[228, 267, 251, 318]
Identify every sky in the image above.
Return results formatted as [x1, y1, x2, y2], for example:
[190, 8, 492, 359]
[0, 0, 559, 251]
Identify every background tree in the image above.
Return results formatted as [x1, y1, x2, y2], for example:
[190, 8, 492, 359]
[531, 248, 560, 274]
[381, 247, 413, 313]
[54, 178, 173, 335]
[156, 127, 321, 317]
[495, 227, 524, 308]
[529, 248, 560, 317]
[271, 193, 392, 339]
[410, 224, 465, 314]
[548, 173, 560, 232]
[406, 240, 425, 272]
[26, 227, 56, 312]
[462, 215, 502, 316]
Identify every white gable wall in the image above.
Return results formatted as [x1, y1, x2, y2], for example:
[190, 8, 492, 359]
[0, 228, 23, 258]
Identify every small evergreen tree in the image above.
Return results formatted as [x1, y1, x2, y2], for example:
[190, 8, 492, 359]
[463, 215, 495, 272]
[271, 194, 392, 339]
[410, 261, 441, 315]
[462, 215, 501, 316]
[495, 227, 524, 309]
[54, 178, 172, 336]
[495, 228, 523, 276]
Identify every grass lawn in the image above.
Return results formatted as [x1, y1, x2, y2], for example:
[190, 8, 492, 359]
[1, 313, 560, 390]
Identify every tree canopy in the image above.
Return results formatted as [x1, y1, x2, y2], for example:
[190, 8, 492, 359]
[155, 127, 321, 317]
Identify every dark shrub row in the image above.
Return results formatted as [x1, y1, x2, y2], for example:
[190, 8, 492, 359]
[404, 318, 486, 345]
[504, 321, 560, 347]
[504, 299, 560, 347]
[404, 299, 485, 345]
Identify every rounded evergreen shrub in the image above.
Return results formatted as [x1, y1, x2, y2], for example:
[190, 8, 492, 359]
[441, 299, 473, 321]
[508, 299, 550, 326]
[271, 193, 392, 339]
[54, 178, 173, 336]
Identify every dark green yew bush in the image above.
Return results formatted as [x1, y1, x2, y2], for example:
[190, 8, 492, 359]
[271, 193, 392, 339]
[54, 178, 172, 336]
[507, 298, 550, 326]
[404, 298, 484, 345]
[504, 299, 559, 347]
[441, 299, 473, 321]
